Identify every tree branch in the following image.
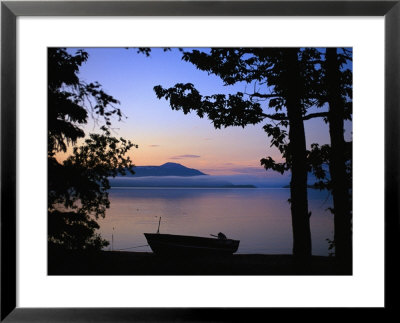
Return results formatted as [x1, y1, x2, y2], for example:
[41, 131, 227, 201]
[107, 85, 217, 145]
[303, 112, 328, 120]
[262, 112, 328, 121]
[261, 113, 288, 121]
[249, 92, 280, 99]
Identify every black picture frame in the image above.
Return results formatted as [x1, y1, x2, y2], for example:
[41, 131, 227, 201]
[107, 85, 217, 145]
[1, 0, 398, 321]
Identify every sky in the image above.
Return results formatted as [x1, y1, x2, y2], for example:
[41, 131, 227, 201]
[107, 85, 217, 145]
[60, 48, 352, 176]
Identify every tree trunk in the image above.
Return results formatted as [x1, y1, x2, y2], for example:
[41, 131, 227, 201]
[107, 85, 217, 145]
[326, 48, 352, 267]
[283, 48, 312, 258]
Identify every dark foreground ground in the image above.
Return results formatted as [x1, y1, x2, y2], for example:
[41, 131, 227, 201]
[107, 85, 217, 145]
[48, 249, 351, 275]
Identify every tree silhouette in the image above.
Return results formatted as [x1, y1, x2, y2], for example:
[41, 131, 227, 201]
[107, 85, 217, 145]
[154, 48, 328, 258]
[48, 48, 136, 250]
[308, 48, 352, 265]
[326, 48, 352, 265]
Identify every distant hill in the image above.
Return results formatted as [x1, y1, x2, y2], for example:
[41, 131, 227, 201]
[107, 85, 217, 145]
[109, 176, 256, 188]
[125, 162, 207, 177]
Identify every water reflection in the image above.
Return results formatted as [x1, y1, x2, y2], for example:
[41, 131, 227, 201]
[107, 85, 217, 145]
[98, 188, 333, 255]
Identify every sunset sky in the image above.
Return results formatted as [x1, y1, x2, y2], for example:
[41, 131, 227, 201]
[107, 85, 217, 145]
[62, 48, 352, 176]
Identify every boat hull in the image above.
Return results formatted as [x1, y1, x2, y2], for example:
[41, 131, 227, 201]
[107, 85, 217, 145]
[144, 233, 240, 256]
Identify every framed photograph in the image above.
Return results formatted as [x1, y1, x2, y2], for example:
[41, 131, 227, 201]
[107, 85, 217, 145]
[1, 0, 398, 321]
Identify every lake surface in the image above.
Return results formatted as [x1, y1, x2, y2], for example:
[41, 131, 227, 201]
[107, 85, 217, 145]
[98, 188, 334, 256]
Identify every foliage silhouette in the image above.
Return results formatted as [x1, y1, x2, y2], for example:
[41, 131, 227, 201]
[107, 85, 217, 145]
[48, 48, 136, 250]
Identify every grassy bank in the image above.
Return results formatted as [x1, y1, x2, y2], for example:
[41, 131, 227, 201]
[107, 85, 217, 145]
[48, 249, 351, 275]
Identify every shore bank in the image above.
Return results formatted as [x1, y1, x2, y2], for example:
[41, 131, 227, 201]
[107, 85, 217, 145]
[48, 250, 351, 275]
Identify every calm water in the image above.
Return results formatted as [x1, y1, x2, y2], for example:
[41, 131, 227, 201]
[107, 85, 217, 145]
[98, 188, 334, 256]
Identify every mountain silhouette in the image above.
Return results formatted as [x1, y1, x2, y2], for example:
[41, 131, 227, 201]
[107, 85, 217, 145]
[126, 162, 208, 177]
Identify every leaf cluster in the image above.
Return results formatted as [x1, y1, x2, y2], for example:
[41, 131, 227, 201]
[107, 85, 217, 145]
[307, 141, 352, 191]
[48, 210, 109, 250]
[49, 132, 135, 220]
[48, 48, 123, 155]
[154, 84, 264, 128]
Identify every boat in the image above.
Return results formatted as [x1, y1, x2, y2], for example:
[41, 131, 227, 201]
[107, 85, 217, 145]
[144, 232, 240, 256]
[144, 217, 239, 255]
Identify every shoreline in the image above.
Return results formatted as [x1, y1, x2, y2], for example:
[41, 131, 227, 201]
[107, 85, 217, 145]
[48, 250, 351, 275]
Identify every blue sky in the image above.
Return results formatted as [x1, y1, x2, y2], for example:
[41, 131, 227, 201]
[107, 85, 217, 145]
[63, 47, 352, 176]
